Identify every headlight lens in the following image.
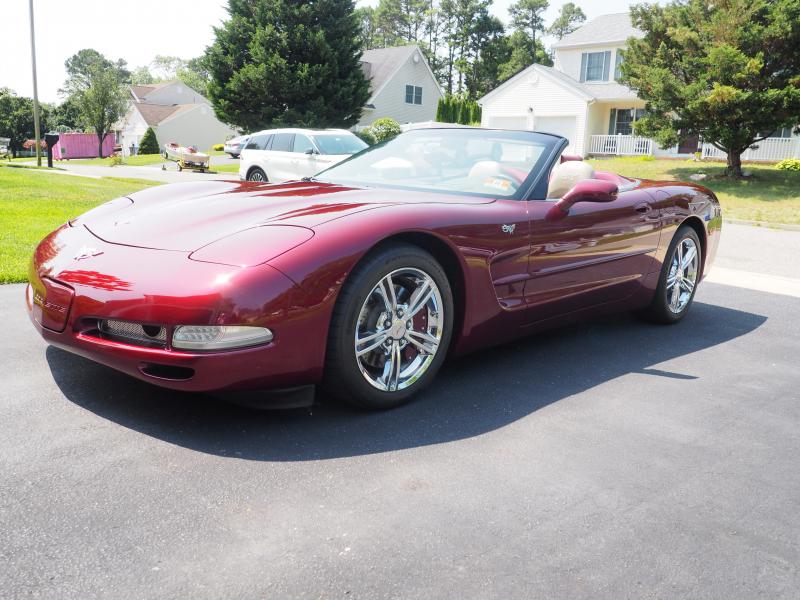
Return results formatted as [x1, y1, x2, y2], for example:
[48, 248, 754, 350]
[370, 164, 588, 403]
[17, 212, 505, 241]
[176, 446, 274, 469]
[172, 325, 273, 350]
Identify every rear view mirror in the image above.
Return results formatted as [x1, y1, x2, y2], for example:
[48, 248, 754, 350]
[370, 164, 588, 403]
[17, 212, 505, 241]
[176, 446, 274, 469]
[547, 179, 619, 221]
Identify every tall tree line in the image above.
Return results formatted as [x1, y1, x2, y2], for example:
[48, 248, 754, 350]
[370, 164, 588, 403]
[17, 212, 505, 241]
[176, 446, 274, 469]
[356, 0, 586, 98]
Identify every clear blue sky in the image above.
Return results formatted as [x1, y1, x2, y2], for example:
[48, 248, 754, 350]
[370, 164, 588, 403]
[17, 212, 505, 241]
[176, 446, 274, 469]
[1, 0, 654, 103]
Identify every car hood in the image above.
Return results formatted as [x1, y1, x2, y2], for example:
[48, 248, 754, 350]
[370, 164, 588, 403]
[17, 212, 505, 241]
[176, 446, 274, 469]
[80, 179, 493, 252]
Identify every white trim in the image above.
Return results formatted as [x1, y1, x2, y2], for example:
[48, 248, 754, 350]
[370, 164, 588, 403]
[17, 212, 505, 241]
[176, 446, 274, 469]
[479, 64, 594, 106]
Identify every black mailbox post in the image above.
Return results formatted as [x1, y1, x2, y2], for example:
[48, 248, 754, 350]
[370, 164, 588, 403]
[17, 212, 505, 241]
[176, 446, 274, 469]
[44, 133, 60, 168]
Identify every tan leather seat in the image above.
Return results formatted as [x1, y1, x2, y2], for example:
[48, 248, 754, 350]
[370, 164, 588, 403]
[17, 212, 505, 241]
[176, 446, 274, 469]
[547, 161, 595, 199]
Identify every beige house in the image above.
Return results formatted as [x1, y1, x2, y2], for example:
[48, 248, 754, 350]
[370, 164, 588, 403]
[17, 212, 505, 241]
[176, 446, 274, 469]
[357, 45, 444, 128]
[115, 81, 237, 156]
[479, 13, 800, 161]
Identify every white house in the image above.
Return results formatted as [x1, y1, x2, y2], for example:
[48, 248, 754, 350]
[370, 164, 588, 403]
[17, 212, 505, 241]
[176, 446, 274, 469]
[479, 13, 800, 161]
[357, 45, 444, 128]
[115, 81, 237, 156]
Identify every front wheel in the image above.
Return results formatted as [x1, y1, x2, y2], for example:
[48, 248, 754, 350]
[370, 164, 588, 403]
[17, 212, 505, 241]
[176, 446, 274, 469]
[641, 225, 702, 324]
[247, 167, 267, 182]
[323, 245, 454, 410]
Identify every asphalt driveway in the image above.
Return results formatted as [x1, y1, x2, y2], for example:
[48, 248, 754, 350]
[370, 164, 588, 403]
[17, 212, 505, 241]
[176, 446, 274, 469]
[1, 224, 799, 599]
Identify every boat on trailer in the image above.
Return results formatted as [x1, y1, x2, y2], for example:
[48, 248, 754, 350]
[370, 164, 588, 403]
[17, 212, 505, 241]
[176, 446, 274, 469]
[163, 142, 210, 172]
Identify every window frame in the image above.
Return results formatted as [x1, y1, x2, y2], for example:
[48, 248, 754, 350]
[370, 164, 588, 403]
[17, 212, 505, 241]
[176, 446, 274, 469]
[580, 51, 612, 83]
[270, 133, 295, 152]
[405, 84, 423, 105]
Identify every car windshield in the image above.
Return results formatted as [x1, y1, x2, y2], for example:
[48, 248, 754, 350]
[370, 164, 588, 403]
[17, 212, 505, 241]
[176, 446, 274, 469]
[315, 128, 561, 198]
[312, 134, 368, 155]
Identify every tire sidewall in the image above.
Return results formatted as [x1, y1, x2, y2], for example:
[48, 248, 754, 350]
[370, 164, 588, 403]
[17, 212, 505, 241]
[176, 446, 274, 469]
[328, 246, 454, 409]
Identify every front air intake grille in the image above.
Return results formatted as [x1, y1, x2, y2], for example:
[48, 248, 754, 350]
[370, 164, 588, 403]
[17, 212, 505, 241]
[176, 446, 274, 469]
[98, 319, 167, 348]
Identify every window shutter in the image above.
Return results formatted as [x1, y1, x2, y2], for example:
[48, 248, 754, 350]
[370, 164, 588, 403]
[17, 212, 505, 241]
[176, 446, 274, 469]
[614, 52, 623, 80]
[608, 109, 617, 134]
[602, 51, 611, 81]
[579, 53, 587, 83]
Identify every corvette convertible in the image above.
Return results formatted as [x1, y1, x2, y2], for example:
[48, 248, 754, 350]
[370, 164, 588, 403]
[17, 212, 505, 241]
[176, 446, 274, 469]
[27, 128, 721, 409]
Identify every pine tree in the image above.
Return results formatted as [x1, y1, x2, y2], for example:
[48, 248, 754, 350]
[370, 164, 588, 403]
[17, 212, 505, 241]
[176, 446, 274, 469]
[138, 127, 160, 155]
[205, 0, 370, 131]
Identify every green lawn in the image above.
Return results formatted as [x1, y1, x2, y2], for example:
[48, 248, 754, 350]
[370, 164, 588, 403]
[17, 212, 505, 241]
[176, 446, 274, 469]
[0, 166, 159, 283]
[65, 153, 167, 167]
[589, 157, 800, 225]
[211, 162, 240, 173]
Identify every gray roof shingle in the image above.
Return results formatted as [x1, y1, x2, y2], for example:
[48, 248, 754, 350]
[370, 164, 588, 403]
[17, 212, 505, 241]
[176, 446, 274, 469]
[552, 13, 643, 48]
[360, 45, 419, 101]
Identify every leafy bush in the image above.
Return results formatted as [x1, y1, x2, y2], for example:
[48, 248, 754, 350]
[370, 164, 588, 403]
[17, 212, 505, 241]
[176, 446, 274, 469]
[109, 153, 123, 166]
[370, 118, 402, 143]
[355, 129, 377, 146]
[776, 158, 800, 171]
[138, 127, 160, 155]
[212, 143, 224, 151]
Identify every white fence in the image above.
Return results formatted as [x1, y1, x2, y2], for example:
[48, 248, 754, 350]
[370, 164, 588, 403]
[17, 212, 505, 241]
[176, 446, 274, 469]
[701, 137, 800, 162]
[589, 135, 653, 156]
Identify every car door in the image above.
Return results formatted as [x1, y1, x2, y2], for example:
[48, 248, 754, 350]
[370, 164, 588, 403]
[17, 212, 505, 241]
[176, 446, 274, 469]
[291, 134, 320, 179]
[268, 133, 296, 182]
[523, 185, 662, 321]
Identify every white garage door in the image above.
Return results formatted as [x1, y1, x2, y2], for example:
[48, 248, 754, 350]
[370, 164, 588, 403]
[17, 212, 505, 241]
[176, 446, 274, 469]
[487, 115, 529, 130]
[534, 116, 577, 153]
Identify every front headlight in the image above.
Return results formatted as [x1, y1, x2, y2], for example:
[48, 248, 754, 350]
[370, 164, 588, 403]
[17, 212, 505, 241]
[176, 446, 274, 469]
[172, 325, 273, 350]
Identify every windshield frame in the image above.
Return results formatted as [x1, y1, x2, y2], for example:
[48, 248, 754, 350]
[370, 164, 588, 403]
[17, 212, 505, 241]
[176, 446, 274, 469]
[313, 128, 567, 201]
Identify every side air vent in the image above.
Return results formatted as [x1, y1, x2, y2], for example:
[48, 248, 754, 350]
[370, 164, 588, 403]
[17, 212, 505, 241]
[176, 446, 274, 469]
[98, 319, 167, 348]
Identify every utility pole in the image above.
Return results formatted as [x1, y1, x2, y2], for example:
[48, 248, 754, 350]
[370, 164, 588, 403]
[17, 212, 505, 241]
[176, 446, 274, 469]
[28, 0, 42, 167]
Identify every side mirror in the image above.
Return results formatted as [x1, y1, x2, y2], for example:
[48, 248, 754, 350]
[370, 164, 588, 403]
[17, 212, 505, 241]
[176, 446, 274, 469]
[304, 148, 316, 156]
[547, 179, 618, 221]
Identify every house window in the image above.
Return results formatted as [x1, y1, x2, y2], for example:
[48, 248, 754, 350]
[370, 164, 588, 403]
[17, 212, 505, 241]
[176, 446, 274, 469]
[609, 108, 646, 135]
[405, 85, 422, 105]
[614, 52, 623, 80]
[580, 51, 611, 82]
[758, 127, 793, 138]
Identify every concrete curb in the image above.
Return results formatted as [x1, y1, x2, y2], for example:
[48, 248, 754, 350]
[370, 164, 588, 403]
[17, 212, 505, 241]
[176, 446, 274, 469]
[723, 218, 800, 232]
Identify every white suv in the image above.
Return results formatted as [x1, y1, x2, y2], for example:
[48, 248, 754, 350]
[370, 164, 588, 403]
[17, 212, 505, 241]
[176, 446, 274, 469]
[239, 128, 368, 183]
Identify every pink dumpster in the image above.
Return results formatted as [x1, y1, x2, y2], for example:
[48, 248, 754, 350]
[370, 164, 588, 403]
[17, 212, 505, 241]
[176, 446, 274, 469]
[52, 133, 116, 160]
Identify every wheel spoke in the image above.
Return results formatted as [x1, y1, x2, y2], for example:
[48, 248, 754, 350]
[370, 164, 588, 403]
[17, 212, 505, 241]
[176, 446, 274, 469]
[385, 341, 401, 391]
[405, 330, 438, 355]
[377, 274, 397, 313]
[681, 245, 697, 270]
[680, 277, 695, 293]
[670, 279, 681, 310]
[406, 278, 435, 319]
[356, 330, 388, 357]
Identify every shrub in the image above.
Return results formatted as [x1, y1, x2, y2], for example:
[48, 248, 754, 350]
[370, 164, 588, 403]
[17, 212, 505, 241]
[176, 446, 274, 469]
[356, 128, 377, 146]
[370, 118, 402, 143]
[436, 94, 481, 125]
[212, 143, 224, 151]
[109, 153, 123, 166]
[138, 127, 160, 155]
[776, 158, 800, 171]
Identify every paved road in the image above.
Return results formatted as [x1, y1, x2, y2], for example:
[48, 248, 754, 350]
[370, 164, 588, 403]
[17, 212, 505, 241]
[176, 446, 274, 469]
[2, 224, 799, 599]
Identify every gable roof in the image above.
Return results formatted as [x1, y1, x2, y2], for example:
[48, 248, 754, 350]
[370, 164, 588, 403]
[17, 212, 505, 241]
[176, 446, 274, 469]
[129, 81, 175, 102]
[132, 102, 195, 126]
[552, 13, 643, 49]
[478, 63, 637, 105]
[360, 45, 442, 103]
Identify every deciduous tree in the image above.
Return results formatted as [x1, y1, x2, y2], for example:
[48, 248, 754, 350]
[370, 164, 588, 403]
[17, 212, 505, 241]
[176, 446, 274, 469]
[621, 0, 800, 177]
[548, 2, 586, 40]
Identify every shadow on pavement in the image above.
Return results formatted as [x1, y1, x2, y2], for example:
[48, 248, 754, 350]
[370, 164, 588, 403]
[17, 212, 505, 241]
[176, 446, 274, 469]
[46, 302, 766, 461]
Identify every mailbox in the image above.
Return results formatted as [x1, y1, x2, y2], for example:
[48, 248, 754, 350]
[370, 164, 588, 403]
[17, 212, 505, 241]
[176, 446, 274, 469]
[44, 132, 60, 168]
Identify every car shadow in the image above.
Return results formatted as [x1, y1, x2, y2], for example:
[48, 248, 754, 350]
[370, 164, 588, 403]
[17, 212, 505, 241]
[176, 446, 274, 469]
[46, 301, 766, 461]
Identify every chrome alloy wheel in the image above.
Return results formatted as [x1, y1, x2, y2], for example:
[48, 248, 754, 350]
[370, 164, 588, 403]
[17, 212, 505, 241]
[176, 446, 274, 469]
[354, 268, 444, 392]
[666, 237, 699, 313]
[248, 170, 265, 182]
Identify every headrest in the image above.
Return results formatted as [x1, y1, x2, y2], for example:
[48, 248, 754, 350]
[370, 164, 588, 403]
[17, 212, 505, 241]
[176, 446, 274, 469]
[547, 161, 596, 198]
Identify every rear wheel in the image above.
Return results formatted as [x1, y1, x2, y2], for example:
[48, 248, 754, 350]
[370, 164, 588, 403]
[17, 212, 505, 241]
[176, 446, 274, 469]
[642, 225, 702, 323]
[247, 167, 267, 182]
[323, 245, 453, 410]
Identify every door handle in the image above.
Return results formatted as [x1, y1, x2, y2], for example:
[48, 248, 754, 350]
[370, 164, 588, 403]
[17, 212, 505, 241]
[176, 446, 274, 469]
[635, 203, 652, 214]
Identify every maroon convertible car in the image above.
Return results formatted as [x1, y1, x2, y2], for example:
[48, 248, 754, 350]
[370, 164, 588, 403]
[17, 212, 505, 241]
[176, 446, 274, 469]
[28, 128, 721, 409]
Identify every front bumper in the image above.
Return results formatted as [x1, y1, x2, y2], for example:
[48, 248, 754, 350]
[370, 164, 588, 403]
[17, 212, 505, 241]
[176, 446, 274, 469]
[27, 224, 328, 394]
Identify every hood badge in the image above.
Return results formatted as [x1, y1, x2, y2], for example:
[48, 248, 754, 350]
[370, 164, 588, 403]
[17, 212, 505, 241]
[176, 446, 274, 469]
[74, 246, 104, 261]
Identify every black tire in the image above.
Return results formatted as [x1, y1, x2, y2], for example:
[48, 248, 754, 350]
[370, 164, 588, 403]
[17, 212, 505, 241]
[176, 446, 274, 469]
[641, 225, 702, 324]
[323, 244, 454, 410]
[247, 167, 267, 182]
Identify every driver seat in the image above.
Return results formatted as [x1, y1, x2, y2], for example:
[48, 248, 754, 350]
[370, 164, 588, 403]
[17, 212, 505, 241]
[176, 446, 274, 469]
[547, 161, 595, 199]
